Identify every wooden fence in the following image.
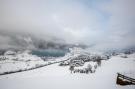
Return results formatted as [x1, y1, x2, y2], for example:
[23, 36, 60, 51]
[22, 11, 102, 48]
[116, 73, 135, 85]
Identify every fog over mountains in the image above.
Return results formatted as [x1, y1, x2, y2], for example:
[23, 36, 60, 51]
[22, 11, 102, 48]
[0, 0, 135, 50]
[0, 31, 87, 51]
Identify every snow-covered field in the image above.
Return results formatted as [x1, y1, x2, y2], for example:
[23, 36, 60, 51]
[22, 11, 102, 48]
[0, 50, 70, 75]
[0, 52, 135, 89]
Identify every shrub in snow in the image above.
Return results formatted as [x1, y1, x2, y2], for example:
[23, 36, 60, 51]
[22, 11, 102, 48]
[72, 62, 97, 74]
[70, 59, 85, 67]
[59, 61, 69, 66]
[120, 54, 128, 58]
[69, 66, 74, 73]
[94, 64, 98, 69]
[97, 60, 101, 66]
[121, 55, 128, 58]
[87, 64, 92, 71]
[12, 58, 19, 61]
[0, 56, 8, 61]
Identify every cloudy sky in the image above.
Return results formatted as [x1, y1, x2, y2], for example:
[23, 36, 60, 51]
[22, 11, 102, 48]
[0, 0, 135, 49]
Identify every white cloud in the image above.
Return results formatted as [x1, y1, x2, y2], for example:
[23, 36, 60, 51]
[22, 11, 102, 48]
[0, 0, 135, 49]
[94, 0, 135, 49]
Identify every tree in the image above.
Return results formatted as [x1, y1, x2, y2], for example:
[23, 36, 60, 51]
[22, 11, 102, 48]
[87, 64, 92, 72]
[69, 66, 74, 73]
[97, 60, 101, 66]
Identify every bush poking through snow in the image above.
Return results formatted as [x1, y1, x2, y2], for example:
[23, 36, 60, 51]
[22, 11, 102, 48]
[69, 62, 98, 74]
[69, 66, 74, 73]
[59, 61, 69, 66]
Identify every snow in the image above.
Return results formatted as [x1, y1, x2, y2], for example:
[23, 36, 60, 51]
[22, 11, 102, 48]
[0, 51, 45, 74]
[0, 50, 70, 74]
[0, 50, 135, 89]
[4, 50, 16, 55]
[0, 48, 135, 89]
